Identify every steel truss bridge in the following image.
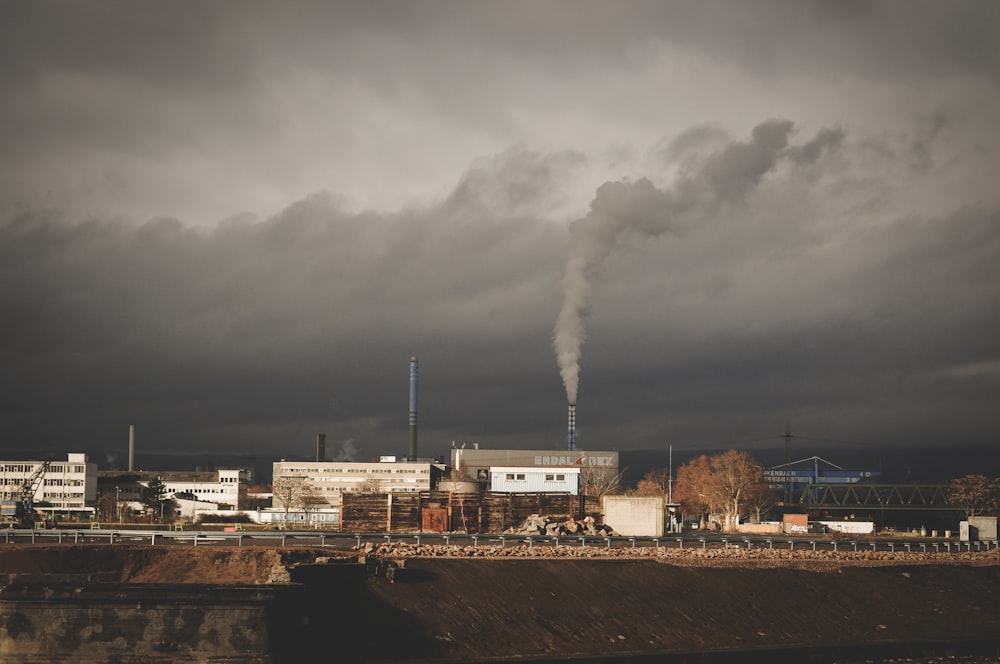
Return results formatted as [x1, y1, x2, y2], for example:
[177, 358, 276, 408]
[783, 482, 956, 511]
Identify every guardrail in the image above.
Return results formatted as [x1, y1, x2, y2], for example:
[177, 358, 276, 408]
[2, 527, 998, 553]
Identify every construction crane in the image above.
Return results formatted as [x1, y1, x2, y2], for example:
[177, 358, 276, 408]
[1, 456, 53, 527]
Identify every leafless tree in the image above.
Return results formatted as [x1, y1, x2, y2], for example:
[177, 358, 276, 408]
[674, 450, 767, 532]
[743, 481, 782, 524]
[271, 475, 309, 520]
[96, 493, 117, 522]
[579, 460, 625, 498]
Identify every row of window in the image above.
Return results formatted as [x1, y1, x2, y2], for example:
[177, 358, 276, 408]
[1, 465, 39, 473]
[504, 473, 567, 481]
[281, 466, 428, 475]
[310, 476, 426, 483]
[49, 465, 87, 474]
[0, 465, 87, 474]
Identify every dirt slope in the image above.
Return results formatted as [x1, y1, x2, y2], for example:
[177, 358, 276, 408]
[2, 544, 1000, 662]
[0, 544, 324, 583]
[361, 558, 1000, 661]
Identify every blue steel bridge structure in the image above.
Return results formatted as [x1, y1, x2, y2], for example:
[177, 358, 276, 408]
[766, 455, 954, 513]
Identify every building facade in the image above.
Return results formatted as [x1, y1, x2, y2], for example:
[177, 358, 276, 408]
[0, 453, 98, 519]
[271, 458, 444, 509]
[490, 466, 580, 495]
[97, 468, 251, 516]
[451, 447, 619, 488]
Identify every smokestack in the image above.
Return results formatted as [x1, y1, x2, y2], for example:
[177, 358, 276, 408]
[128, 424, 135, 472]
[408, 356, 418, 462]
[567, 404, 576, 451]
[316, 432, 326, 462]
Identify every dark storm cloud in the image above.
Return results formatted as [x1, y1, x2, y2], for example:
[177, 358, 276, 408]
[0, 150, 575, 460]
[0, 2, 998, 475]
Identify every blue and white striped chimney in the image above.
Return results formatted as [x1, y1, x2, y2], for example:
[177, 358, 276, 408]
[408, 356, 418, 461]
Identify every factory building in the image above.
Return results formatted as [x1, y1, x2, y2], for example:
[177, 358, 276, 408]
[451, 446, 619, 486]
[96, 468, 252, 514]
[0, 453, 97, 520]
[271, 457, 446, 510]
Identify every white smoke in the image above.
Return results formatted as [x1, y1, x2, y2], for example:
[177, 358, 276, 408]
[331, 438, 358, 462]
[553, 119, 800, 405]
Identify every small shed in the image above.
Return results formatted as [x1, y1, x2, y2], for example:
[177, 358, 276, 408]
[602, 496, 664, 537]
[962, 516, 998, 542]
[490, 466, 579, 495]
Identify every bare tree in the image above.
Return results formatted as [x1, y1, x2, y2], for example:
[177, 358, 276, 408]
[947, 474, 1000, 518]
[271, 475, 309, 522]
[96, 493, 117, 522]
[743, 481, 782, 524]
[299, 483, 325, 526]
[632, 468, 670, 497]
[673, 455, 713, 527]
[674, 450, 767, 532]
[580, 461, 625, 498]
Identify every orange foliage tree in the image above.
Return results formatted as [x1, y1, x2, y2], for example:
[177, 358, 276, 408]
[632, 467, 670, 498]
[673, 450, 768, 531]
[947, 474, 1000, 518]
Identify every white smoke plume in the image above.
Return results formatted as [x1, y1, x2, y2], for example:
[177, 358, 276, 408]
[331, 438, 358, 462]
[554, 119, 799, 405]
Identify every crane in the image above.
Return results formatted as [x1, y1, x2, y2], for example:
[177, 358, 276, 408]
[1, 456, 53, 527]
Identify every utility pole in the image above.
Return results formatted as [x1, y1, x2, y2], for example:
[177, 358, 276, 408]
[783, 421, 793, 504]
[668, 444, 673, 504]
[667, 444, 675, 533]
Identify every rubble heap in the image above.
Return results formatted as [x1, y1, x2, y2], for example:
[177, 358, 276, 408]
[503, 514, 617, 537]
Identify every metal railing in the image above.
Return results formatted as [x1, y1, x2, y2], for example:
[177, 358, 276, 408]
[3, 526, 997, 554]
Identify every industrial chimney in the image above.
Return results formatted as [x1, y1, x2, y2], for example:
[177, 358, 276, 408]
[408, 356, 418, 461]
[316, 432, 326, 462]
[567, 404, 576, 451]
[128, 424, 135, 471]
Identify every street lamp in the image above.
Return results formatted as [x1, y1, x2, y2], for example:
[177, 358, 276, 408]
[115, 486, 121, 523]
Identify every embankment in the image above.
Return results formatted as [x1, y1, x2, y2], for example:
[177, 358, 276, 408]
[1, 545, 999, 663]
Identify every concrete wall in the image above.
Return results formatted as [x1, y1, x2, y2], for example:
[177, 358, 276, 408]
[601, 495, 663, 537]
[963, 516, 999, 541]
[736, 522, 782, 535]
[0, 580, 303, 663]
[818, 520, 875, 535]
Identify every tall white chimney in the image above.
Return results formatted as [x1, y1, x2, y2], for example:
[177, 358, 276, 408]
[128, 424, 135, 471]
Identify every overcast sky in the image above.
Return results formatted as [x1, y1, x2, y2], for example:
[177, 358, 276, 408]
[2, 1, 998, 474]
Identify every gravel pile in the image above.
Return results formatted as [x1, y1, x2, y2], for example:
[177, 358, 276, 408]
[362, 539, 1000, 568]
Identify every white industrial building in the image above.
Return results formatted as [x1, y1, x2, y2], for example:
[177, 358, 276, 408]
[271, 457, 445, 509]
[158, 469, 244, 508]
[97, 468, 252, 519]
[1, 453, 98, 520]
[490, 466, 580, 495]
[450, 446, 619, 486]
